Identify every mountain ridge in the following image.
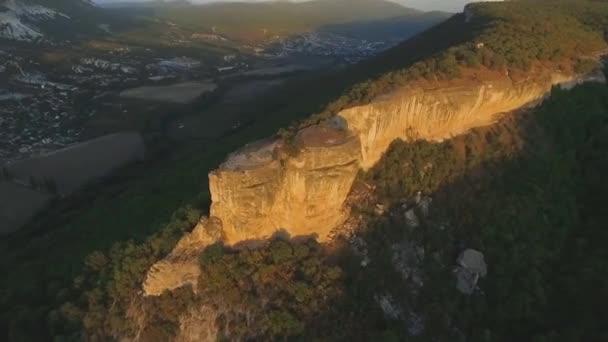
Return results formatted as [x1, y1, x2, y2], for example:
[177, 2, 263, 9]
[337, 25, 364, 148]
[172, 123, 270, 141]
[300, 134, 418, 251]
[2, 0, 608, 341]
[143, 62, 606, 296]
[140, 0, 608, 304]
[0, 0, 94, 41]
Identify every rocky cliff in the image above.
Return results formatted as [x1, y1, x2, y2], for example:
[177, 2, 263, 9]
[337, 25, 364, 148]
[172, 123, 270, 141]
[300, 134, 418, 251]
[143, 67, 606, 296]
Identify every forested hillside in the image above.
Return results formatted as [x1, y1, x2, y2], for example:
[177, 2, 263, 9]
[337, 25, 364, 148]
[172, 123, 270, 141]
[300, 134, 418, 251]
[350, 80, 608, 341]
[1, 0, 608, 341]
[61, 64, 608, 342]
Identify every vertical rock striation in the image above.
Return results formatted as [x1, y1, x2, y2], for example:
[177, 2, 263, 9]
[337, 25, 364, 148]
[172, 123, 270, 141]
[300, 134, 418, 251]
[340, 72, 592, 169]
[210, 127, 362, 244]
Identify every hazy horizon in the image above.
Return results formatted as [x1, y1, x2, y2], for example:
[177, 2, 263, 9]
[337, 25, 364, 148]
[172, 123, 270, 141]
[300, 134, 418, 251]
[91, 0, 504, 13]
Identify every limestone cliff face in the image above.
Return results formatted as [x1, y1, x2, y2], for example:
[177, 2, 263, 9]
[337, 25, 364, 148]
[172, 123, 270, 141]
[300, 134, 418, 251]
[210, 127, 362, 243]
[144, 129, 361, 296]
[143, 217, 223, 296]
[341, 73, 583, 169]
[143, 68, 605, 296]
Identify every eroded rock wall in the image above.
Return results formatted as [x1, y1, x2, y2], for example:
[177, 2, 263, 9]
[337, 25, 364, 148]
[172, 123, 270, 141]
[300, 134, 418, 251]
[341, 73, 577, 169]
[267, 130, 362, 240]
[209, 158, 285, 243]
[211, 127, 362, 244]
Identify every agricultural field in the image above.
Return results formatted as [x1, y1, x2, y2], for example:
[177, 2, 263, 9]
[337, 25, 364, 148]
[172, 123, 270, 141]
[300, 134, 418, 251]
[167, 78, 289, 141]
[5, 132, 145, 195]
[221, 79, 286, 105]
[119, 81, 218, 104]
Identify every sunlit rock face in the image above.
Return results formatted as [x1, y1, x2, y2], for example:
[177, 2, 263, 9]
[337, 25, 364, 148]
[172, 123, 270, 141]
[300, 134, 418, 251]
[144, 130, 361, 295]
[211, 69, 602, 243]
[340, 71, 605, 169]
[143, 67, 605, 297]
[210, 127, 362, 244]
[268, 127, 362, 239]
[208, 139, 286, 243]
[143, 217, 223, 296]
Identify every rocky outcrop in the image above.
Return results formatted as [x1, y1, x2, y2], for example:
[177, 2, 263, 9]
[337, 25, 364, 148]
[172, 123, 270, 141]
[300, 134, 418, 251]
[143, 67, 606, 296]
[455, 249, 487, 295]
[143, 217, 223, 296]
[340, 71, 603, 169]
[210, 127, 361, 244]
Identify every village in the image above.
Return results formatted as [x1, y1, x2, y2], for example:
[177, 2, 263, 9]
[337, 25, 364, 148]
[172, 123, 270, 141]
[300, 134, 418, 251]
[0, 30, 395, 165]
[267, 31, 396, 63]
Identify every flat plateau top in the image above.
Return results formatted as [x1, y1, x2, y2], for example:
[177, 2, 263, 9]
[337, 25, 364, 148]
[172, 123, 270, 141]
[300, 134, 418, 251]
[296, 126, 352, 148]
[221, 139, 282, 171]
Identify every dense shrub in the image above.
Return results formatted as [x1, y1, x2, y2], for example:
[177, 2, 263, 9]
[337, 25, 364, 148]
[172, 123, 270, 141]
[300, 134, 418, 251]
[334, 82, 608, 341]
[195, 238, 343, 340]
[53, 206, 202, 341]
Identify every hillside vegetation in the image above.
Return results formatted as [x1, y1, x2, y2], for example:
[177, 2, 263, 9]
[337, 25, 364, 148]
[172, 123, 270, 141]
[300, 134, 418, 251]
[293, 0, 608, 130]
[1, 0, 608, 341]
[65, 67, 608, 342]
[351, 82, 608, 341]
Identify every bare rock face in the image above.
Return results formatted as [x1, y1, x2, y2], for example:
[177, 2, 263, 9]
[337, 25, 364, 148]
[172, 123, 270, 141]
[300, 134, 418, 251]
[143, 217, 223, 296]
[210, 127, 362, 244]
[211, 70, 602, 243]
[208, 139, 285, 243]
[143, 68, 606, 296]
[339, 72, 587, 169]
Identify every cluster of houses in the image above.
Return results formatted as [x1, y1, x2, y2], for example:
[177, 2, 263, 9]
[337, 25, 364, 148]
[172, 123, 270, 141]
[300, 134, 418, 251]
[0, 47, 215, 164]
[266, 32, 395, 63]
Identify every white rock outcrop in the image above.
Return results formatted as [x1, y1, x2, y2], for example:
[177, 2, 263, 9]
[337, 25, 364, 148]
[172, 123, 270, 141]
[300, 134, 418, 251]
[455, 249, 487, 294]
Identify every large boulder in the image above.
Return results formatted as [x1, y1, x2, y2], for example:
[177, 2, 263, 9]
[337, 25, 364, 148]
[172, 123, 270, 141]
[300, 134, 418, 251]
[455, 249, 487, 295]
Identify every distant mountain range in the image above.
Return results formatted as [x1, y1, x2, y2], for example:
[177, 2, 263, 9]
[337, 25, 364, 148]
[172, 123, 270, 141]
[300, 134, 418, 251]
[0, 0, 450, 43]
[154, 0, 451, 42]
[0, 0, 93, 42]
[93, 0, 504, 13]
